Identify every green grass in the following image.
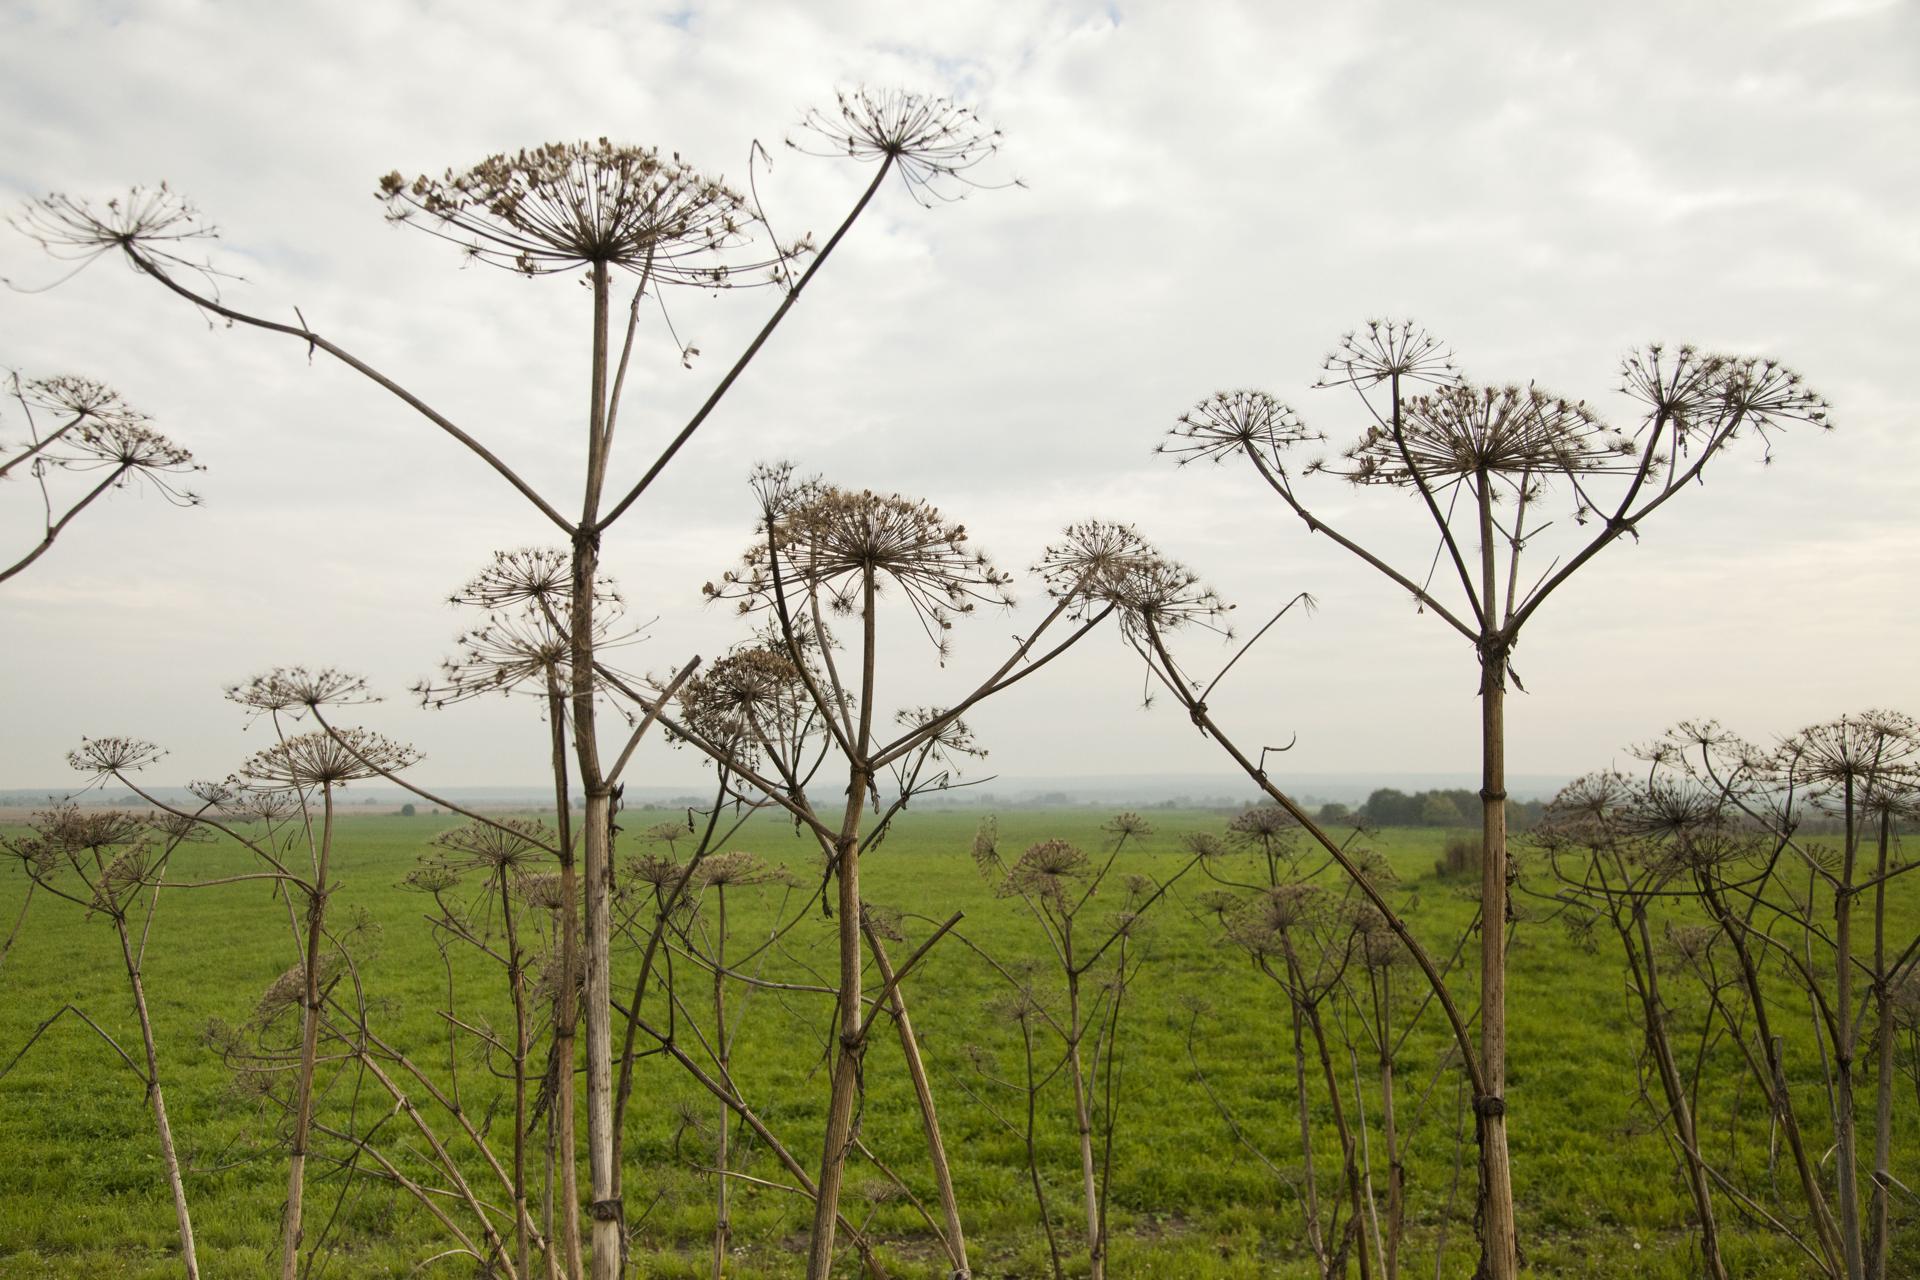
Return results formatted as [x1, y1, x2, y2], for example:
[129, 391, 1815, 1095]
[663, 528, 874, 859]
[0, 809, 1911, 1277]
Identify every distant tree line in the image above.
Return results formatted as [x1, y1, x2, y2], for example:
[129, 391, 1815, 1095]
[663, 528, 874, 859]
[1327, 788, 1546, 830]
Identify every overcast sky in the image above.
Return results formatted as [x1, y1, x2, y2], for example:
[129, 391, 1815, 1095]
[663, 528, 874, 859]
[1, 0, 1915, 795]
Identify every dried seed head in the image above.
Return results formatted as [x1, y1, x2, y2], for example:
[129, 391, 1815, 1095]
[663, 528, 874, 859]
[226, 667, 375, 716]
[710, 477, 1015, 650]
[1181, 831, 1227, 859]
[1316, 320, 1458, 391]
[677, 647, 811, 759]
[1664, 923, 1718, 964]
[419, 552, 633, 707]
[1001, 838, 1089, 904]
[378, 139, 761, 281]
[861, 901, 906, 943]
[1225, 883, 1323, 952]
[1620, 344, 1830, 458]
[402, 863, 461, 895]
[1337, 382, 1632, 488]
[148, 810, 212, 844]
[893, 706, 984, 761]
[791, 88, 1005, 205]
[432, 817, 553, 872]
[239, 728, 421, 790]
[14, 185, 217, 275]
[220, 789, 298, 825]
[1161, 390, 1324, 467]
[698, 850, 787, 890]
[518, 872, 569, 912]
[970, 816, 1003, 879]
[1104, 811, 1153, 840]
[68, 736, 164, 776]
[1038, 523, 1229, 639]
[1778, 711, 1920, 817]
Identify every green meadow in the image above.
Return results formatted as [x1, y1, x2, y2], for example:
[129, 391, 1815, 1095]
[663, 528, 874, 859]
[0, 808, 1910, 1277]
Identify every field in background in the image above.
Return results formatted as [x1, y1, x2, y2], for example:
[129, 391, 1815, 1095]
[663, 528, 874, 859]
[0, 809, 1910, 1278]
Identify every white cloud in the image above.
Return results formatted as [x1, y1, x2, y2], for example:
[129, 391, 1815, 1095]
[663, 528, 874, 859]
[1, 0, 1914, 790]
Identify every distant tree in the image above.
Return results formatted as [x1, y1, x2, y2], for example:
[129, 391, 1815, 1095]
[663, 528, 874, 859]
[1420, 793, 1464, 826]
[1316, 801, 1350, 823]
[1362, 788, 1418, 826]
[400, 803, 416, 818]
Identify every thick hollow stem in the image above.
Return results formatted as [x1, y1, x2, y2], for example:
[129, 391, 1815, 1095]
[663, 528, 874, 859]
[806, 778, 871, 1279]
[279, 785, 335, 1280]
[864, 922, 969, 1278]
[115, 916, 198, 1280]
[1477, 640, 1517, 1280]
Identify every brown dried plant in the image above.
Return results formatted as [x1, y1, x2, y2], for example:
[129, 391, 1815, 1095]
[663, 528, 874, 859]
[1, 370, 201, 584]
[1, 796, 203, 1277]
[963, 815, 1204, 1280]
[648, 474, 1200, 1279]
[14, 86, 1015, 1280]
[1154, 319, 1829, 1280]
[1559, 713, 1920, 1280]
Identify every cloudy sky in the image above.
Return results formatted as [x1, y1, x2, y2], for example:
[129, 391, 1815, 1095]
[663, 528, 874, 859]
[1, 0, 1914, 795]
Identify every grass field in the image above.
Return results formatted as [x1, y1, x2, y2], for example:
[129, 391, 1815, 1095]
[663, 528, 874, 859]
[0, 807, 1911, 1278]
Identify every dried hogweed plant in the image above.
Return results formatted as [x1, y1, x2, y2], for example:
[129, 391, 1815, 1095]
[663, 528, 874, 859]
[12, 87, 1014, 1280]
[0, 790, 207, 1279]
[647, 471, 1194, 1279]
[956, 813, 1205, 1280]
[1549, 713, 1919, 1280]
[0, 371, 201, 584]
[1188, 811, 1465, 1280]
[1155, 319, 1830, 1280]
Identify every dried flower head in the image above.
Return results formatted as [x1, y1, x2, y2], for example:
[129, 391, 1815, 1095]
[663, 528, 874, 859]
[791, 88, 1005, 204]
[239, 728, 421, 791]
[401, 862, 461, 895]
[1345, 847, 1397, 887]
[1777, 711, 1920, 817]
[1335, 382, 1632, 489]
[970, 816, 1003, 879]
[1001, 838, 1089, 906]
[1037, 522, 1229, 639]
[626, 852, 688, 892]
[67, 736, 164, 776]
[1104, 811, 1154, 841]
[893, 706, 985, 762]
[861, 901, 907, 943]
[4, 373, 201, 515]
[13, 185, 219, 280]
[518, 872, 569, 912]
[253, 956, 342, 1025]
[419, 549, 635, 706]
[1160, 390, 1324, 468]
[378, 139, 763, 281]
[220, 789, 298, 825]
[226, 667, 375, 717]
[1224, 883, 1323, 953]
[1316, 320, 1459, 392]
[432, 817, 554, 872]
[708, 477, 1015, 649]
[1663, 923, 1718, 965]
[1228, 805, 1297, 850]
[148, 810, 212, 845]
[697, 850, 786, 890]
[1620, 344, 1830, 458]
[1181, 831, 1227, 859]
[87, 842, 154, 913]
[677, 646, 812, 759]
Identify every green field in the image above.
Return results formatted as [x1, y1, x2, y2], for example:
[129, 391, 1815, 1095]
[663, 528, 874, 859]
[0, 809, 1910, 1278]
